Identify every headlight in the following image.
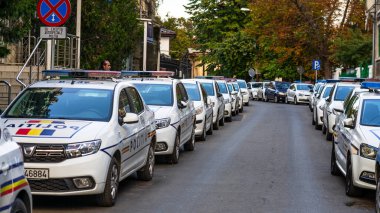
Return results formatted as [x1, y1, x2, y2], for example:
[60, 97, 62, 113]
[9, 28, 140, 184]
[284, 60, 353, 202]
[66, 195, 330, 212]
[3, 128, 12, 142]
[360, 143, 377, 160]
[299, 93, 304, 96]
[65, 139, 102, 158]
[155, 118, 171, 129]
[195, 106, 203, 115]
[278, 92, 285, 96]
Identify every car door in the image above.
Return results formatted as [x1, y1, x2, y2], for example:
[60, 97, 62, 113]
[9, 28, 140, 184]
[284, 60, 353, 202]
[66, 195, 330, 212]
[126, 87, 150, 167]
[200, 84, 213, 130]
[266, 82, 275, 100]
[287, 84, 295, 101]
[214, 82, 224, 120]
[175, 83, 189, 144]
[117, 88, 141, 175]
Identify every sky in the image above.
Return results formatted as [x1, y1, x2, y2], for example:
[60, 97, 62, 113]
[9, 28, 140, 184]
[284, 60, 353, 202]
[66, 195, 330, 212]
[158, 0, 190, 19]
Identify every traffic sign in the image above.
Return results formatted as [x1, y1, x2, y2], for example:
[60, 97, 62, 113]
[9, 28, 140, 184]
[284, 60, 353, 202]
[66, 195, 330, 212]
[297, 66, 304, 74]
[312, 60, 321, 71]
[40, 27, 67, 39]
[37, 0, 71, 27]
[248, 68, 256, 77]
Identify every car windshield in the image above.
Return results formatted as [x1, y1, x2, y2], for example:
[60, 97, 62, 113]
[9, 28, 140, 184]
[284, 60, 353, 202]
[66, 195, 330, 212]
[183, 83, 201, 101]
[200, 83, 215, 96]
[323, 87, 332, 98]
[238, 81, 247, 89]
[252, 83, 262, 88]
[297, 84, 313, 90]
[233, 83, 240, 91]
[227, 84, 234, 92]
[263, 83, 269, 88]
[134, 84, 173, 106]
[3, 88, 113, 121]
[276, 82, 290, 90]
[361, 100, 380, 126]
[217, 82, 228, 94]
[334, 86, 355, 101]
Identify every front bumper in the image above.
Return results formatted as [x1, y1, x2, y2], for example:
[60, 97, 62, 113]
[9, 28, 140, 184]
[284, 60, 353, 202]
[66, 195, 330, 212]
[242, 94, 249, 103]
[352, 155, 376, 190]
[297, 95, 310, 103]
[195, 113, 206, 136]
[155, 125, 177, 155]
[224, 102, 232, 117]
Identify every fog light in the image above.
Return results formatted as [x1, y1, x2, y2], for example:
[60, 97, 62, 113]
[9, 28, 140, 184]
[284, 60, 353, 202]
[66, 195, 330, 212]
[155, 142, 168, 152]
[73, 177, 93, 189]
[361, 171, 375, 180]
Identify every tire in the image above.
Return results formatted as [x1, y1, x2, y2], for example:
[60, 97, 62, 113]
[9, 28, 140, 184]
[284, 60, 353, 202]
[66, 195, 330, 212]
[168, 134, 180, 164]
[312, 111, 316, 125]
[226, 114, 232, 122]
[137, 145, 155, 181]
[265, 96, 269, 102]
[239, 105, 243, 113]
[315, 110, 321, 130]
[345, 159, 363, 197]
[322, 123, 326, 134]
[235, 103, 239, 115]
[206, 119, 213, 135]
[326, 122, 333, 141]
[200, 120, 207, 141]
[96, 157, 120, 207]
[330, 141, 340, 176]
[219, 115, 225, 126]
[376, 177, 380, 213]
[294, 96, 298, 105]
[213, 114, 220, 130]
[11, 198, 28, 213]
[184, 127, 195, 151]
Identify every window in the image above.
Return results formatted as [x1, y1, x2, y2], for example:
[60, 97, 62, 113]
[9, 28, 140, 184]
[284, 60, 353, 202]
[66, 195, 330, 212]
[360, 100, 380, 126]
[322, 86, 332, 98]
[178, 83, 189, 102]
[217, 82, 228, 94]
[134, 83, 173, 106]
[119, 89, 131, 118]
[200, 84, 208, 105]
[184, 83, 201, 101]
[126, 87, 144, 114]
[345, 95, 359, 122]
[334, 86, 356, 101]
[200, 83, 215, 96]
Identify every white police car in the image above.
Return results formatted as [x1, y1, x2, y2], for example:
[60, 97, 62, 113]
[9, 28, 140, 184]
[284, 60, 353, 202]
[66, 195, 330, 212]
[232, 82, 244, 113]
[123, 71, 196, 164]
[312, 83, 333, 130]
[1, 70, 156, 207]
[216, 80, 233, 122]
[182, 79, 213, 141]
[0, 127, 32, 213]
[237, 79, 250, 106]
[227, 82, 239, 116]
[332, 82, 380, 196]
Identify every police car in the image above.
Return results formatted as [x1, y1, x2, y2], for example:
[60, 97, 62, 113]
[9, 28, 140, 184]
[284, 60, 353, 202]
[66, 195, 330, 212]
[237, 79, 250, 106]
[0, 127, 32, 213]
[227, 82, 239, 116]
[216, 80, 233, 122]
[331, 82, 380, 196]
[122, 71, 196, 164]
[1, 70, 156, 207]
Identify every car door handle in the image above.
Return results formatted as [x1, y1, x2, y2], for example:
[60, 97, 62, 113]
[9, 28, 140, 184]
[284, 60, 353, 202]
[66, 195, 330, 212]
[1, 162, 9, 175]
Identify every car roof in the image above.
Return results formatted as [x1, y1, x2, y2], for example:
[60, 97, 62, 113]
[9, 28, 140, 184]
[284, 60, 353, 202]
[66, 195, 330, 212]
[194, 79, 216, 83]
[123, 78, 175, 85]
[30, 79, 125, 90]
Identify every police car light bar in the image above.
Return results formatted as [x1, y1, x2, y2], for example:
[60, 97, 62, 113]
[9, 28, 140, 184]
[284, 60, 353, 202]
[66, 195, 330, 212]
[121, 71, 175, 78]
[325, 79, 341, 83]
[361, 82, 380, 90]
[42, 70, 121, 79]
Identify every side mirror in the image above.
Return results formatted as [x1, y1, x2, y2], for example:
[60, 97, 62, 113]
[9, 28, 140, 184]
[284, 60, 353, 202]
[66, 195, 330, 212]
[325, 96, 330, 101]
[217, 92, 223, 98]
[123, 113, 139, 124]
[231, 91, 237, 95]
[316, 94, 321, 98]
[309, 89, 313, 92]
[343, 118, 354, 128]
[178, 100, 188, 109]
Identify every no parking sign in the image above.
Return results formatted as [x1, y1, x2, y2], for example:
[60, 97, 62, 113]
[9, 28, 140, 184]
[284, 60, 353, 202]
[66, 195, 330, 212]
[37, 0, 71, 27]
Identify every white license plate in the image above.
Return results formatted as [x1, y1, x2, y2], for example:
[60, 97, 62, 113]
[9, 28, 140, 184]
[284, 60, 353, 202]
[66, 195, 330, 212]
[24, 168, 49, 179]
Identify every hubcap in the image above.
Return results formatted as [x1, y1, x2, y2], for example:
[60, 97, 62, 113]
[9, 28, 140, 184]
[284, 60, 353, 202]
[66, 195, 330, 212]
[110, 164, 119, 199]
[148, 147, 154, 175]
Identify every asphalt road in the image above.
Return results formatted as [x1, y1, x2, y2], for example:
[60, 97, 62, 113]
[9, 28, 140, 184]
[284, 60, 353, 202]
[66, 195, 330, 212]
[33, 100, 375, 213]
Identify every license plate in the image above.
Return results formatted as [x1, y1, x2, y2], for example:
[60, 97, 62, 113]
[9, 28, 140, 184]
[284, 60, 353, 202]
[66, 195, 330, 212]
[24, 168, 49, 179]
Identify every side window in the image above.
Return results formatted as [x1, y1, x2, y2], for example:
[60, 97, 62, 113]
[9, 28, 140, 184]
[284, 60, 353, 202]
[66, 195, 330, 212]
[118, 89, 132, 118]
[327, 85, 335, 102]
[215, 82, 220, 93]
[178, 83, 189, 102]
[345, 95, 359, 119]
[200, 84, 208, 105]
[126, 87, 144, 114]
[176, 84, 183, 103]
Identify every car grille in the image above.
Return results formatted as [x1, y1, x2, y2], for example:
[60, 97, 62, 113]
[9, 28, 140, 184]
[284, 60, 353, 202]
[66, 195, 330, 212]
[29, 179, 71, 192]
[20, 144, 67, 163]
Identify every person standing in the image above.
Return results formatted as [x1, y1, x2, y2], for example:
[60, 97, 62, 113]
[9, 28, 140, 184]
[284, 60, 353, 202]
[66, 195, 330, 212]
[99, 60, 111, 71]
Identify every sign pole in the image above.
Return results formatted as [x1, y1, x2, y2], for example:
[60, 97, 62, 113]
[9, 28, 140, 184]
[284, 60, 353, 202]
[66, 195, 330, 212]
[51, 38, 55, 69]
[315, 70, 317, 83]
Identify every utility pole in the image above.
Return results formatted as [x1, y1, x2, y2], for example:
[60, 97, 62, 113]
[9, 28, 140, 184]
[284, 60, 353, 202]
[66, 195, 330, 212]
[76, 0, 82, 69]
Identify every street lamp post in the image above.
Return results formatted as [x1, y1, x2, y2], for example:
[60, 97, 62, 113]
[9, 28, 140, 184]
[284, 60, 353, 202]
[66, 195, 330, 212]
[76, 0, 82, 69]
[138, 18, 152, 71]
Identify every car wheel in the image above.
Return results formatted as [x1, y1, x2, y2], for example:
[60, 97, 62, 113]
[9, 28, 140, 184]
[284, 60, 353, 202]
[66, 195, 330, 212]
[376, 176, 380, 213]
[184, 127, 195, 151]
[245, 101, 249, 106]
[326, 122, 333, 141]
[206, 118, 213, 135]
[200, 120, 207, 141]
[219, 115, 225, 126]
[137, 145, 155, 181]
[236, 103, 239, 115]
[168, 134, 180, 164]
[312, 111, 316, 125]
[213, 113, 220, 130]
[11, 198, 28, 213]
[96, 157, 120, 207]
[294, 96, 298, 105]
[239, 105, 243, 113]
[322, 123, 326, 134]
[315, 110, 321, 130]
[345, 158, 363, 197]
[226, 114, 232, 122]
[330, 140, 340, 176]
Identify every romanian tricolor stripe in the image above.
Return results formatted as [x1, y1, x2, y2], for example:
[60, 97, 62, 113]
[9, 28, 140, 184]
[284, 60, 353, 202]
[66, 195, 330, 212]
[0, 175, 28, 197]
[148, 130, 156, 138]
[16, 128, 55, 136]
[27, 120, 65, 124]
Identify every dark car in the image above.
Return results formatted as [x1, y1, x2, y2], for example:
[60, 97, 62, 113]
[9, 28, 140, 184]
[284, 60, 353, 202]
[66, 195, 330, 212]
[265, 81, 291, 103]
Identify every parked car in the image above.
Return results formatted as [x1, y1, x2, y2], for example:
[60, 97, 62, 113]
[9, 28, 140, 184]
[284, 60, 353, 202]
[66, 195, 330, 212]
[322, 82, 361, 141]
[195, 79, 226, 130]
[237, 79, 250, 106]
[286, 83, 313, 104]
[216, 80, 233, 122]
[309, 82, 324, 112]
[332, 82, 380, 197]
[264, 81, 291, 103]
[249, 82, 263, 100]
[312, 83, 334, 130]
[2, 70, 157, 206]
[257, 82, 270, 101]
[227, 82, 239, 116]
[0, 127, 33, 213]
[182, 79, 213, 141]
[232, 81, 244, 113]
[247, 82, 253, 100]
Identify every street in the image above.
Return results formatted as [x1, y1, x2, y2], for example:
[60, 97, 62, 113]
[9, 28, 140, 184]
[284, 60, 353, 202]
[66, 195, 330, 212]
[33, 101, 375, 213]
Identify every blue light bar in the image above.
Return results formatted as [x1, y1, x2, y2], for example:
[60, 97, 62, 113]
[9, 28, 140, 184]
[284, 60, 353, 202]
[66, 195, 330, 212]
[325, 79, 341, 83]
[316, 80, 326, 83]
[121, 71, 174, 78]
[361, 81, 380, 89]
[42, 70, 121, 79]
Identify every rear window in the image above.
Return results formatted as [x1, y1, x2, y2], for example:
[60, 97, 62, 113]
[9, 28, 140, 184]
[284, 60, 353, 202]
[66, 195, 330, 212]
[334, 86, 355, 101]
[252, 83, 262, 88]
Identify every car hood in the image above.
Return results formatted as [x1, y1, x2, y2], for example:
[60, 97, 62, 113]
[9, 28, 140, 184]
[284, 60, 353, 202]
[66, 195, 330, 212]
[2, 118, 106, 143]
[277, 88, 287, 93]
[148, 105, 174, 120]
[360, 126, 380, 148]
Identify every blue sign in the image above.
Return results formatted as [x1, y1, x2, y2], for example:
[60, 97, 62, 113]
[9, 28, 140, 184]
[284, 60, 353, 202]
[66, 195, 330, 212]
[37, 0, 71, 27]
[312, 60, 321, 71]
